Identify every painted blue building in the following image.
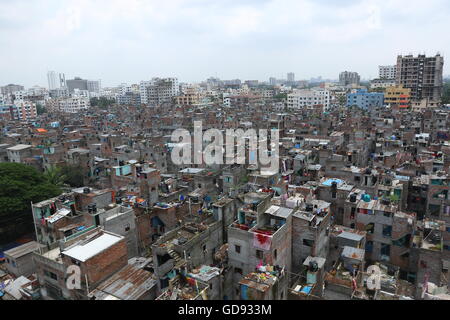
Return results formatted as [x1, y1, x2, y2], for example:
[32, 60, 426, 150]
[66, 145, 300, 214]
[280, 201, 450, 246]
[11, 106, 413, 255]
[346, 89, 384, 110]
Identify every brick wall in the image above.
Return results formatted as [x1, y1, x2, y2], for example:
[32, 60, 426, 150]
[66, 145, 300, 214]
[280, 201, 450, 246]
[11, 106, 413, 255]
[82, 239, 128, 286]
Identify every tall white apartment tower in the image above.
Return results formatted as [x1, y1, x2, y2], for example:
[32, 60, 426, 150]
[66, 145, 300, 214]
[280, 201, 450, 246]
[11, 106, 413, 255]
[47, 71, 58, 90]
[48, 71, 66, 90]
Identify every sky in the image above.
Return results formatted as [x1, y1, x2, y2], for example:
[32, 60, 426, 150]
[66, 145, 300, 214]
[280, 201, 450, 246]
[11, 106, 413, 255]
[1, 0, 449, 88]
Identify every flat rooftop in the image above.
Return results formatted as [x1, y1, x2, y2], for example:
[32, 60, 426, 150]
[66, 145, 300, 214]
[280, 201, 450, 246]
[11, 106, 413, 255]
[337, 231, 365, 242]
[4, 241, 40, 259]
[179, 168, 204, 174]
[7, 144, 31, 151]
[62, 233, 123, 262]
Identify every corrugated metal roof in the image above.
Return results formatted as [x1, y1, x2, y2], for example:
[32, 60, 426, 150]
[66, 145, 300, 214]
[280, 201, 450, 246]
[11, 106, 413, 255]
[94, 264, 156, 300]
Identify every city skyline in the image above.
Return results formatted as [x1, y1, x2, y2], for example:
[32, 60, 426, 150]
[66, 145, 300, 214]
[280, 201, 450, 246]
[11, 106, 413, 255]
[1, 0, 450, 87]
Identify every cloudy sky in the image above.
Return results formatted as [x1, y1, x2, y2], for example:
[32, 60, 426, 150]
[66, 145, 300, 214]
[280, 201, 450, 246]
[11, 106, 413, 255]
[1, 0, 449, 88]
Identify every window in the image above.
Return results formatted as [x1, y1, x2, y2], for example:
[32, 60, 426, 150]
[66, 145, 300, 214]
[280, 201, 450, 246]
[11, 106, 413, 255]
[365, 223, 374, 234]
[350, 207, 356, 220]
[365, 241, 374, 253]
[303, 239, 314, 247]
[234, 267, 243, 275]
[235, 245, 241, 254]
[382, 225, 392, 237]
[381, 244, 391, 259]
[256, 250, 263, 259]
[44, 270, 58, 281]
[383, 211, 392, 218]
[125, 223, 130, 232]
[273, 249, 278, 260]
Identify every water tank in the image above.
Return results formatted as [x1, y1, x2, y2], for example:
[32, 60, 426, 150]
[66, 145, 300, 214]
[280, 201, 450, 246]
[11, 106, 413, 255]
[350, 194, 357, 203]
[331, 182, 337, 192]
[307, 271, 317, 285]
[83, 187, 91, 194]
[309, 260, 319, 272]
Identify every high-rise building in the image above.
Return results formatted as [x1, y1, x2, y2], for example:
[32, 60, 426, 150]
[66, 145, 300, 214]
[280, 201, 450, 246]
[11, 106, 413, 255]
[47, 71, 66, 90]
[59, 73, 66, 88]
[66, 77, 88, 93]
[269, 77, 277, 86]
[87, 80, 101, 93]
[47, 71, 58, 90]
[339, 71, 360, 86]
[287, 73, 295, 83]
[379, 65, 396, 79]
[66, 77, 100, 94]
[139, 78, 179, 105]
[396, 54, 444, 107]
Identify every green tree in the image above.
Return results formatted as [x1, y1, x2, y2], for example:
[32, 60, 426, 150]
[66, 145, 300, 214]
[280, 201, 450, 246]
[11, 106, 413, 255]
[36, 104, 47, 115]
[0, 163, 62, 243]
[442, 81, 450, 104]
[60, 164, 85, 187]
[90, 97, 99, 106]
[43, 165, 67, 188]
[273, 93, 287, 101]
[90, 97, 115, 109]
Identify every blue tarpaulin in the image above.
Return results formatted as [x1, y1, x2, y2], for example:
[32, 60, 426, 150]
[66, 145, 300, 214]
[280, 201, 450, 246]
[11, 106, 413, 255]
[301, 286, 313, 294]
[241, 284, 249, 300]
[322, 178, 343, 186]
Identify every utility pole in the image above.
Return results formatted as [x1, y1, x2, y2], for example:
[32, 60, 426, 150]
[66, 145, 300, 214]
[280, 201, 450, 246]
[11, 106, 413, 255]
[31, 201, 42, 255]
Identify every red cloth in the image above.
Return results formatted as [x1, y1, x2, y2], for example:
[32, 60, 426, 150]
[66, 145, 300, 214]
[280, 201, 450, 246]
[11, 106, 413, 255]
[256, 233, 269, 244]
[352, 278, 357, 291]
